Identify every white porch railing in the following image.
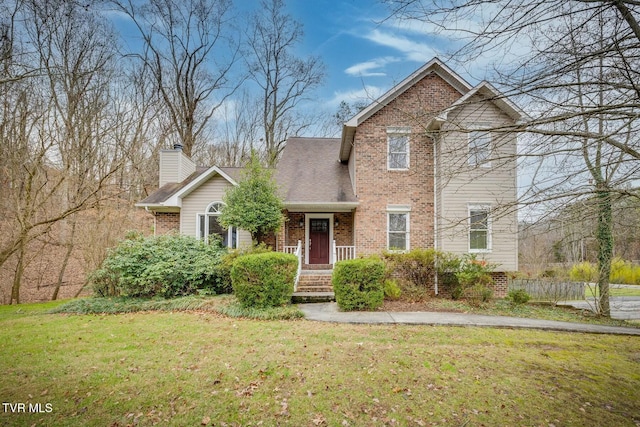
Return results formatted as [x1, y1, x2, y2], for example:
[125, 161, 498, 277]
[283, 245, 298, 255]
[332, 240, 356, 265]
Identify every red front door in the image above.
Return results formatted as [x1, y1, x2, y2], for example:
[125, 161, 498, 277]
[309, 219, 330, 264]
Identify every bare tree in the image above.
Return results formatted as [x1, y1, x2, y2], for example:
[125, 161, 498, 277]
[113, 0, 241, 157]
[0, 0, 141, 303]
[25, 0, 122, 299]
[384, 0, 640, 316]
[244, 0, 325, 166]
[202, 90, 261, 167]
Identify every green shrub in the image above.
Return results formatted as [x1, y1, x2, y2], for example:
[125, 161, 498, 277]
[383, 279, 402, 300]
[569, 261, 597, 282]
[333, 258, 385, 311]
[230, 252, 297, 309]
[609, 257, 640, 285]
[507, 289, 531, 305]
[89, 234, 227, 298]
[569, 258, 640, 285]
[455, 255, 495, 287]
[383, 249, 460, 301]
[217, 243, 272, 294]
[438, 272, 460, 298]
[462, 284, 494, 307]
[453, 255, 495, 301]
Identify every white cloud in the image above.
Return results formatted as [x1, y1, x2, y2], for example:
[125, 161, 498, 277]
[344, 56, 401, 77]
[324, 85, 385, 109]
[364, 29, 440, 63]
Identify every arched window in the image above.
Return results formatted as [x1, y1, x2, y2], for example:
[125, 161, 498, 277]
[197, 202, 237, 248]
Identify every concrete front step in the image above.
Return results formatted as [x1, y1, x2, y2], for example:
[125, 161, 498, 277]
[292, 292, 335, 303]
[301, 270, 333, 275]
[302, 264, 332, 270]
[297, 285, 334, 293]
[299, 271, 332, 286]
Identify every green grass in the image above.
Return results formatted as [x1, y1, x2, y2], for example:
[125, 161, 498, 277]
[418, 298, 639, 328]
[1, 301, 639, 426]
[585, 285, 640, 298]
[49, 295, 305, 320]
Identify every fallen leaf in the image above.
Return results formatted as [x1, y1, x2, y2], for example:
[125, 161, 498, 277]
[312, 413, 327, 426]
[201, 416, 211, 425]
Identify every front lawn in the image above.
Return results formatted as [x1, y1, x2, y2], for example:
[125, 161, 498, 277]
[1, 301, 639, 426]
[585, 284, 640, 298]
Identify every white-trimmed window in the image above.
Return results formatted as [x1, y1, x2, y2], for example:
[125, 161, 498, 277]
[387, 127, 410, 170]
[197, 202, 237, 248]
[387, 206, 410, 251]
[469, 205, 491, 252]
[468, 124, 492, 167]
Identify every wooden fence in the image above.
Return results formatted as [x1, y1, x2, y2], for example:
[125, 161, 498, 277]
[509, 279, 585, 302]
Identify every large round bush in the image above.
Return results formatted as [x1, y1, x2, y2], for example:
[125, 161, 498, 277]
[230, 252, 297, 308]
[332, 258, 385, 311]
[90, 234, 227, 298]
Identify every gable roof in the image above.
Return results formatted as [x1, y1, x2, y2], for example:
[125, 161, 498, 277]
[339, 57, 473, 161]
[276, 137, 358, 210]
[428, 81, 529, 129]
[136, 166, 242, 209]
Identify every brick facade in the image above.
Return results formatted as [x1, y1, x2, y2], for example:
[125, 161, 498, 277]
[333, 212, 354, 248]
[354, 74, 462, 255]
[276, 210, 355, 261]
[155, 212, 180, 235]
[491, 272, 508, 298]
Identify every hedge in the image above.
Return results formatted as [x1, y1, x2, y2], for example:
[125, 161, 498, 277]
[230, 252, 297, 308]
[332, 258, 385, 311]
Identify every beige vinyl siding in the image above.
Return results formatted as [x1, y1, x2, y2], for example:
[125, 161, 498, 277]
[437, 96, 518, 271]
[435, 133, 444, 252]
[159, 150, 196, 186]
[178, 154, 196, 182]
[180, 174, 252, 248]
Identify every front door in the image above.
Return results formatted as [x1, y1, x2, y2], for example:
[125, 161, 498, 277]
[309, 218, 330, 264]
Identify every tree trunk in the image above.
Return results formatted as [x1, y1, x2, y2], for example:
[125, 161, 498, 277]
[52, 217, 77, 300]
[10, 237, 26, 305]
[596, 187, 613, 317]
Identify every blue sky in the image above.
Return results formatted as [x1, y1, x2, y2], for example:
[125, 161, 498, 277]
[283, 0, 457, 110]
[109, 0, 509, 123]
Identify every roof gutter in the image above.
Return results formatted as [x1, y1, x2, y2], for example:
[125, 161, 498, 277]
[284, 201, 359, 212]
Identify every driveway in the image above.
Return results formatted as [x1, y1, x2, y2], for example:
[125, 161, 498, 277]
[559, 296, 640, 320]
[555, 284, 640, 320]
[299, 302, 640, 335]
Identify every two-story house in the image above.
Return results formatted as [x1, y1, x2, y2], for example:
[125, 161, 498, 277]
[137, 58, 525, 297]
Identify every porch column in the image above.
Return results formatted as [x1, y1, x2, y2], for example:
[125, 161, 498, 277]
[276, 209, 288, 251]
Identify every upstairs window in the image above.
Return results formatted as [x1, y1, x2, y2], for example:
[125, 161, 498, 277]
[197, 202, 237, 248]
[469, 205, 491, 252]
[468, 125, 492, 167]
[387, 127, 410, 170]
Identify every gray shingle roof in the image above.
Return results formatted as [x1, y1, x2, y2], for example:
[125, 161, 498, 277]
[275, 137, 357, 205]
[137, 166, 244, 206]
[138, 139, 356, 208]
[138, 166, 209, 205]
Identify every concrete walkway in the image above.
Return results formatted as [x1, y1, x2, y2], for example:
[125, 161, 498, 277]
[298, 302, 640, 336]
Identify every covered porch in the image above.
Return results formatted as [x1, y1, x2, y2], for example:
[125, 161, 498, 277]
[276, 210, 356, 295]
[278, 210, 356, 266]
